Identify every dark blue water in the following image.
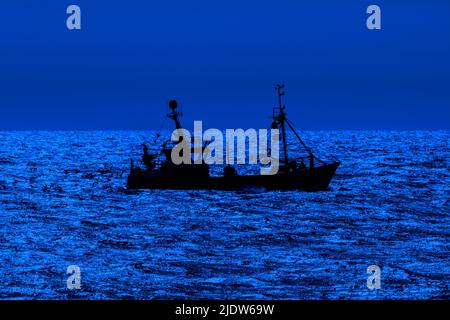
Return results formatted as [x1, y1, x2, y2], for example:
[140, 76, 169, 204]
[0, 131, 448, 299]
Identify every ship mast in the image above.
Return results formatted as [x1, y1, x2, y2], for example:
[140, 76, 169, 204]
[275, 84, 289, 167]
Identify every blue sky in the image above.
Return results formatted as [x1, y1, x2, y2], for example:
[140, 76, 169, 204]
[0, 0, 449, 130]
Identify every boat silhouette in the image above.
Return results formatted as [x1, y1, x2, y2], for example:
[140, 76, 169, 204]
[127, 84, 340, 191]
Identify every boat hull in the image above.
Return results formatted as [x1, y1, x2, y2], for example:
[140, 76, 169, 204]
[127, 161, 340, 191]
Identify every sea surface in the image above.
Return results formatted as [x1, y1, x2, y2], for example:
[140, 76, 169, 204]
[0, 130, 448, 299]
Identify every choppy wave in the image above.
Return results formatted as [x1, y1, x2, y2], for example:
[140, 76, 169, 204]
[0, 130, 448, 299]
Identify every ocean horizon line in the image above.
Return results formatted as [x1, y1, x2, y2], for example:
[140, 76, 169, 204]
[0, 128, 449, 133]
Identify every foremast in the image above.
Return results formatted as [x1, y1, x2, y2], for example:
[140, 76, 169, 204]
[272, 84, 318, 170]
[274, 84, 289, 167]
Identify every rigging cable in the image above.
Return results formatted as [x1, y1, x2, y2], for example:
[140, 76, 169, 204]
[285, 118, 311, 154]
[285, 118, 326, 164]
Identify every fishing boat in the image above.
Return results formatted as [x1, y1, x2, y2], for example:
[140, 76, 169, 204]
[127, 84, 340, 191]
